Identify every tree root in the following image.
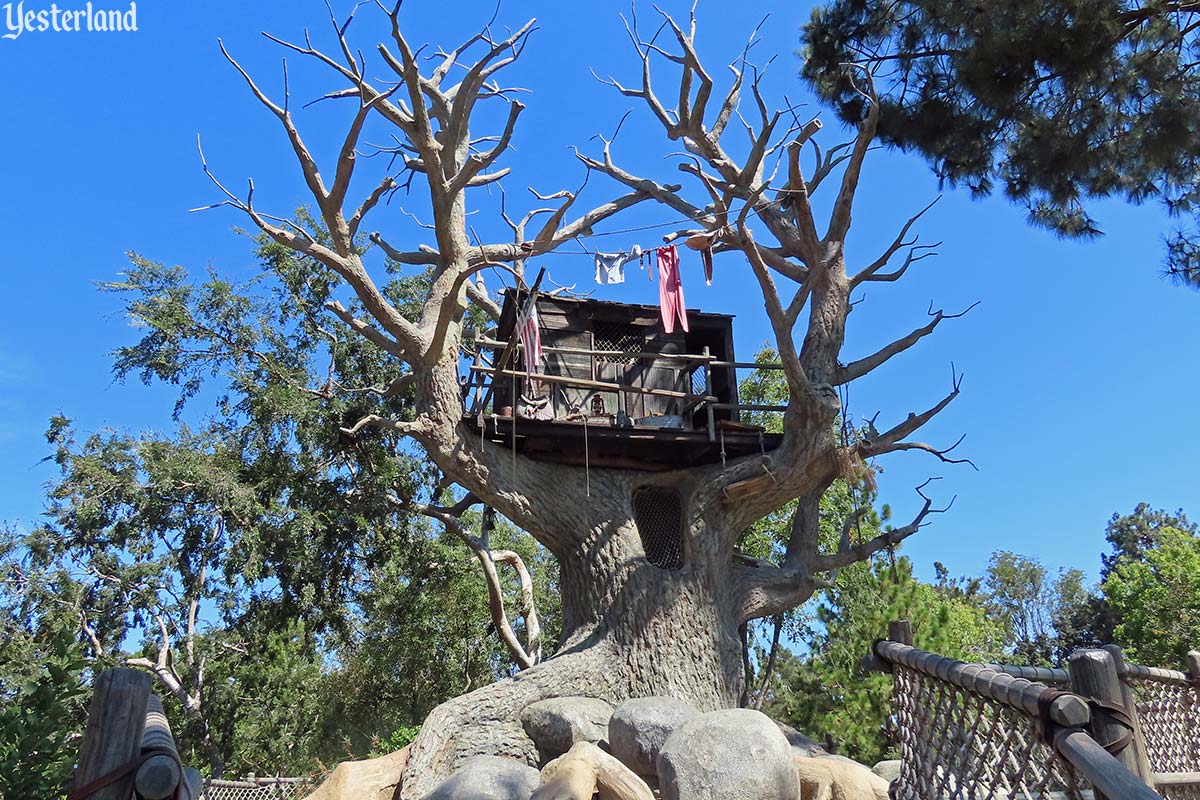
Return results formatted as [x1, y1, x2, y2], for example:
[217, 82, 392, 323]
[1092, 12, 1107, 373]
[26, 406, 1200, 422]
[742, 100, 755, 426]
[399, 648, 619, 800]
[533, 742, 654, 800]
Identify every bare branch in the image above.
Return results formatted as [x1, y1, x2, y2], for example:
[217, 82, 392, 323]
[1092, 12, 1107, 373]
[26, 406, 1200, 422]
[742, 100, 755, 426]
[860, 366, 965, 456]
[834, 301, 979, 385]
[852, 196, 942, 285]
[814, 479, 952, 572]
[826, 64, 880, 244]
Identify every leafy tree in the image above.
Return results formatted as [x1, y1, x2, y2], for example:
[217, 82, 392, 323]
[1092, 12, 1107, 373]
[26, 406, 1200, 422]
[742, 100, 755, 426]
[801, 0, 1200, 286]
[0, 628, 88, 798]
[1104, 526, 1200, 667]
[1101, 503, 1197, 577]
[5, 230, 557, 777]
[736, 347, 881, 709]
[766, 555, 1005, 764]
[984, 551, 1095, 666]
[32, 3, 976, 791]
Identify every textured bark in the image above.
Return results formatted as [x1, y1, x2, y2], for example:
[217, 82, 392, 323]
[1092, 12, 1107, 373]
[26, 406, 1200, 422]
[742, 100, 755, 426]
[400, 508, 752, 798]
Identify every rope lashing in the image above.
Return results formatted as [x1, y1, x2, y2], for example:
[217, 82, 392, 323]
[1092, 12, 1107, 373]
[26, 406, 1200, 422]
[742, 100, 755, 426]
[1036, 688, 1135, 756]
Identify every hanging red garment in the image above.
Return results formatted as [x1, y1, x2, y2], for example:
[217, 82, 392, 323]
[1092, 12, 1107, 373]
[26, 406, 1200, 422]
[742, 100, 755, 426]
[514, 296, 542, 376]
[657, 245, 688, 333]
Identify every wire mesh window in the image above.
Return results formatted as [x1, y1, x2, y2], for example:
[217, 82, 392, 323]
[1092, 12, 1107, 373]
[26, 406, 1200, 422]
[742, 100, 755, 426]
[690, 365, 707, 397]
[632, 487, 685, 570]
[593, 321, 643, 365]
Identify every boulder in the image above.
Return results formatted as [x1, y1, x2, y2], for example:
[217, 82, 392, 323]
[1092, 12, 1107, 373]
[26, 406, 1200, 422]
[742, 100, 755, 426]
[795, 755, 890, 800]
[520, 697, 614, 756]
[871, 759, 902, 784]
[424, 755, 540, 800]
[608, 697, 699, 776]
[657, 708, 798, 800]
[776, 721, 829, 757]
[299, 746, 408, 800]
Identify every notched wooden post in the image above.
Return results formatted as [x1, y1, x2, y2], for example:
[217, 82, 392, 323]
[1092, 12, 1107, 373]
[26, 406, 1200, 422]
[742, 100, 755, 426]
[888, 619, 914, 646]
[72, 667, 153, 800]
[1069, 648, 1148, 798]
[1103, 644, 1155, 784]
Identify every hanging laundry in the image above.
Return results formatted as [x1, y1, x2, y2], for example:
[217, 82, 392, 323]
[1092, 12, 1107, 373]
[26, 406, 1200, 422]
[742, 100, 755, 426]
[514, 295, 542, 377]
[685, 230, 720, 286]
[657, 245, 689, 333]
[594, 245, 642, 285]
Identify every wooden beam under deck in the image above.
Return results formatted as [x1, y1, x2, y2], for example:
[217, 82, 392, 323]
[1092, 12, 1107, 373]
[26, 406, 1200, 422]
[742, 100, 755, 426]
[466, 415, 783, 471]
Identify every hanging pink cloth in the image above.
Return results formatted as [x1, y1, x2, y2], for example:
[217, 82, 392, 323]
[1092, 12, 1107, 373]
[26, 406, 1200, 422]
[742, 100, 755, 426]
[657, 245, 688, 333]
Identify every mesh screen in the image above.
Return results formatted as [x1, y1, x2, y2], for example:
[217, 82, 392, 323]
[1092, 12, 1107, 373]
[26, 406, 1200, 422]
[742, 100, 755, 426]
[891, 662, 1089, 800]
[593, 321, 643, 365]
[690, 366, 707, 397]
[632, 487, 684, 570]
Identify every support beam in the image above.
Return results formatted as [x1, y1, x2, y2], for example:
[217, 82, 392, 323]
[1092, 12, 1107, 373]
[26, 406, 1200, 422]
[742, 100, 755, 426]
[72, 668, 152, 800]
[1069, 648, 1147, 798]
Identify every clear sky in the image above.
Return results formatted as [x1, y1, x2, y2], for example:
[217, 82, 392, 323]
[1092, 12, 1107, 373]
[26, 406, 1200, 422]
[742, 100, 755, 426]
[0, 0, 1194, 586]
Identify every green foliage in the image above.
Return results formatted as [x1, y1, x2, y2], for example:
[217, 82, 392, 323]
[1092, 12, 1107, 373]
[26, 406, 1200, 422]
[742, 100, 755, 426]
[0, 629, 89, 799]
[1101, 503, 1197, 579]
[736, 346, 884, 688]
[369, 725, 420, 759]
[0, 224, 558, 779]
[1103, 526, 1200, 667]
[801, 0, 1200, 286]
[766, 555, 1005, 763]
[984, 551, 1095, 666]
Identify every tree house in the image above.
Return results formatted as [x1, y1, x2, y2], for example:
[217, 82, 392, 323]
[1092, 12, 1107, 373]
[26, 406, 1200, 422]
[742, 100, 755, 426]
[462, 289, 784, 471]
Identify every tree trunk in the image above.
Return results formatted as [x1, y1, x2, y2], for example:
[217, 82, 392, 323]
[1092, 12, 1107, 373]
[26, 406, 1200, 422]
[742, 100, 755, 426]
[399, 516, 748, 799]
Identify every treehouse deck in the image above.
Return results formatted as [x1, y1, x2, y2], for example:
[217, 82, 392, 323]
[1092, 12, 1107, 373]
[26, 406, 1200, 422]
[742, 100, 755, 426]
[460, 289, 786, 471]
[462, 414, 784, 471]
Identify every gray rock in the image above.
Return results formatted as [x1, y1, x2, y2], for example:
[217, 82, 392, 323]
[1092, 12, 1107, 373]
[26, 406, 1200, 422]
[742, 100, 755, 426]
[520, 696, 614, 756]
[657, 708, 799, 800]
[775, 721, 828, 757]
[424, 755, 540, 800]
[872, 759, 902, 783]
[608, 697, 700, 776]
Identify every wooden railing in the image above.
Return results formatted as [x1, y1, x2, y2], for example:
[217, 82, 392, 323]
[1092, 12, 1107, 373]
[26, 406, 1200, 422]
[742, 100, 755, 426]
[872, 621, 1200, 800]
[462, 336, 788, 441]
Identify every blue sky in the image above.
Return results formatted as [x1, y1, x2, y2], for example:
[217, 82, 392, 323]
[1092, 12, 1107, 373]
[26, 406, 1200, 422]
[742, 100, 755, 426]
[0, 0, 1194, 587]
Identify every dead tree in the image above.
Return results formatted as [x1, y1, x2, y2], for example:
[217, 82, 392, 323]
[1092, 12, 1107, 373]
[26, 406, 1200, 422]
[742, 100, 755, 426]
[202, 5, 970, 796]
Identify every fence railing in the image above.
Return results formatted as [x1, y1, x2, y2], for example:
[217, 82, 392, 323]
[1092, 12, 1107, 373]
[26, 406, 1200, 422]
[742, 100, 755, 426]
[462, 334, 788, 443]
[203, 776, 311, 800]
[870, 621, 1200, 800]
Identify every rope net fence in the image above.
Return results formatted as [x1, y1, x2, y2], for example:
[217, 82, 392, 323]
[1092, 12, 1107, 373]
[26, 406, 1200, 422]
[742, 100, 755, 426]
[203, 777, 313, 800]
[890, 658, 1089, 800]
[1124, 664, 1200, 800]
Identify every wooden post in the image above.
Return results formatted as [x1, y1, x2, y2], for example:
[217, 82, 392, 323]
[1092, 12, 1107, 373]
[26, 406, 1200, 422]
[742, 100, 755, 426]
[1070, 648, 1146, 798]
[135, 693, 182, 800]
[73, 667, 152, 800]
[702, 346, 715, 442]
[1103, 644, 1155, 784]
[1186, 650, 1200, 679]
[888, 619, 914, 646]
